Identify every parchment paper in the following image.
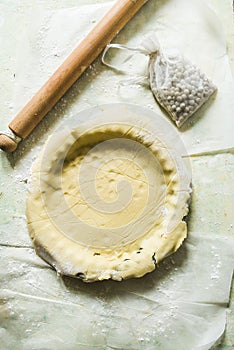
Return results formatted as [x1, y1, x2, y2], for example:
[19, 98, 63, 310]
[0, 0, 233, 349]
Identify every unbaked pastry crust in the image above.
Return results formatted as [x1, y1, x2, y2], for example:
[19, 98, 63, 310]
[26, 104, 192, 282]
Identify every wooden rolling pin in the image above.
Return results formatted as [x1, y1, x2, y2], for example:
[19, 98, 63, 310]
[0, 0, 149, 152]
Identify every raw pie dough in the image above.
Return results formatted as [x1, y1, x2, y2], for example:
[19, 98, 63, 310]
[26, 104, 191, 282]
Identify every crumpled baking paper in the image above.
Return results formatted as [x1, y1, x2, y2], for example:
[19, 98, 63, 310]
[0, 232, 233, 350]
[0, 0, 234, 349]
[10, 0, 234, 156]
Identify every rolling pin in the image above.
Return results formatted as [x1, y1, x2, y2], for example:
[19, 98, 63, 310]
[0, 0, 149, 153]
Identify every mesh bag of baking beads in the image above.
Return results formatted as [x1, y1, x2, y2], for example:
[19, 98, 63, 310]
[102, 34, 217, 128]
[146, 43, 217, 127]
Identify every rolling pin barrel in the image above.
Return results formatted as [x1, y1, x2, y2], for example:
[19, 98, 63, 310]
[0, 0, 148, 153]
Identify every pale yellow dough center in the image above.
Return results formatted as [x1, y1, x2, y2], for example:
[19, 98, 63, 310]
[61, 130, 165, 249]
[62, 158, 149, 229]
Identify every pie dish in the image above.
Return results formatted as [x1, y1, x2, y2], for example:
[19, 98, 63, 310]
[26, 104, 192, 282]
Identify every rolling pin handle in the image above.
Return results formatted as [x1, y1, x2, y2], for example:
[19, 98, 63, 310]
[0, 130, 22, 153]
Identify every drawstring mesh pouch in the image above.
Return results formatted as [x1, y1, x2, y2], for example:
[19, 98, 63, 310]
[102, 35, 217, 128]
[148, 48, 216, 127]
